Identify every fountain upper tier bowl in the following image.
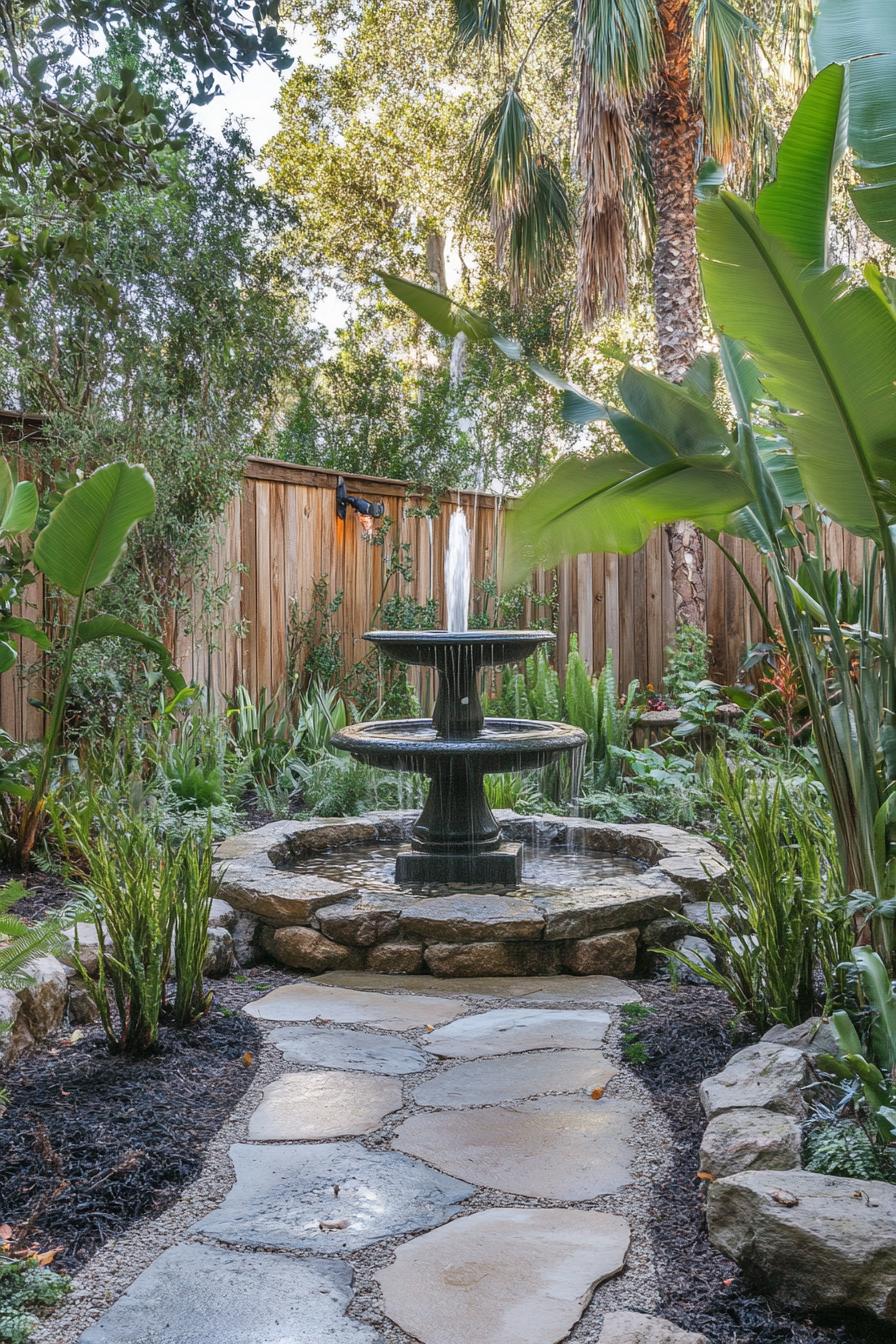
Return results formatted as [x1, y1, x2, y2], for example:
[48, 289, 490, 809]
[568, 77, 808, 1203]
[331, 629, 586, 886]
[363, 630, 556, 738]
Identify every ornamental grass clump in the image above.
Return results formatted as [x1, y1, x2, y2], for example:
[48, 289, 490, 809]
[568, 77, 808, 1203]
[664, 756, 851, 1033]
[63, 813, 215, 1054]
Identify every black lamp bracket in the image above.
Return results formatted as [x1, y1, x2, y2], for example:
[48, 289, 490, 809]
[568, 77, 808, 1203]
[336, 476, 385, 521]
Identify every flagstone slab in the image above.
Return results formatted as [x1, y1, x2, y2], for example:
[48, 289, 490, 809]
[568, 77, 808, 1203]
[313, 971, 641, 1004]
[376, 1207, 630, 1344]
[424, 1007, 610, 1059]
[197, 1142, 475, 1252]
[248, 1071, 404, 1140]
[413, 1049, 616, 1108]
[270, 1024, 429, 1074]
[242, 981, 462, 1030]
[393, 1097, 637, 1198]
[78, 1242, 383, 1343]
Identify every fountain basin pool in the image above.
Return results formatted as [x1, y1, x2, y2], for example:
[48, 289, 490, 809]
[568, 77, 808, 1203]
[214, 812, 729, 979]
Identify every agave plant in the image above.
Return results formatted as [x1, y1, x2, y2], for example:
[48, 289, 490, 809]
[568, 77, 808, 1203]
[382, 0, 896, 965]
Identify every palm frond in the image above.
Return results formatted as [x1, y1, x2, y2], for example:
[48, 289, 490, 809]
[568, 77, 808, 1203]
[775, 0, 815, 89]
[469, 88, 572, 302]
[469, 87, 536, 213]
[577, 0, 663, 98]
[576, 56, 631, 324]
[453, 0, 512, 52]
[694, 0, 764, 162]
[503, 156, 573, 302]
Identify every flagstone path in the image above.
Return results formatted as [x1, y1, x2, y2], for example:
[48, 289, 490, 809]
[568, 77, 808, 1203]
[71, 973, 674, 1344]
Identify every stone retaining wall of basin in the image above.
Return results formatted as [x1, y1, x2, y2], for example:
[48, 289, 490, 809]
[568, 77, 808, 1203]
[212, 811, 728, 979]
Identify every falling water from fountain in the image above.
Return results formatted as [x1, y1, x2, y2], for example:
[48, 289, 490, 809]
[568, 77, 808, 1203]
[445, 509, 470, 633]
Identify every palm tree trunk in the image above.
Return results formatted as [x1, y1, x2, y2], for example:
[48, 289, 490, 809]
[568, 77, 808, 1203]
[647, 0, 706, 628]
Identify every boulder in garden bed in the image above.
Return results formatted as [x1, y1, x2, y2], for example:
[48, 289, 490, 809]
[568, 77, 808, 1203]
[699, 1107, 802, 1179]
[699, 1043, 810, 1120]
[707, 1169, 896, 1324]
[16, 955, 67, 1039]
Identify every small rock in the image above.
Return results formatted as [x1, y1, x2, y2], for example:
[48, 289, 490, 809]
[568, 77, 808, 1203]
[671, 935, 716, 985]
[700, 1044, 810, 1120]
[599, 1312, 708, 1343]
[229, 911, 260, 966]
[699, 1108, 802, 1179]
[60, 921, 104, 978]
[0, 988, 33, 1065]
[423, 940, 557, 977]
[208, 898, 237, 931]
[271, 925, 361, 972]
[707, 1169, 896, 1324]
[66, 978, 100, 1026]
[561, 928, 638, 976]
[16, 955, 67, 1040]
[366, 941, 425, 974]
[762, 1017, 839, 1058]
[203, 926, 235, 978]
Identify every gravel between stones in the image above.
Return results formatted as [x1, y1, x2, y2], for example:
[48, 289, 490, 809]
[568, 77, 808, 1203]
[34, 977, 670, 1344]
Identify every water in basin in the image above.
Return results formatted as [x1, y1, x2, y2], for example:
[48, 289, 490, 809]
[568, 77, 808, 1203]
[292, 840, 644, 892]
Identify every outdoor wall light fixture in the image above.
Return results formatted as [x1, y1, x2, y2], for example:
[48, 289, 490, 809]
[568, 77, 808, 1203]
[336, 476, 385, 521]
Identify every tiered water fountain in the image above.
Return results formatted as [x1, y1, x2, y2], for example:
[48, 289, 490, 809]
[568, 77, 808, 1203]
[331, 511, 587, 885]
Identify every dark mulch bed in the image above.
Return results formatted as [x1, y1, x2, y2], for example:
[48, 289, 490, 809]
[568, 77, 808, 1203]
[3, 862, 73, 922]
[634, 980, 893, 1344]
[0, 999, 262, 1270]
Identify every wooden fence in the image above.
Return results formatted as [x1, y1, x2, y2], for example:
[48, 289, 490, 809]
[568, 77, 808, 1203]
[165, 456, 799, 705]
[2, 426, 867, 738]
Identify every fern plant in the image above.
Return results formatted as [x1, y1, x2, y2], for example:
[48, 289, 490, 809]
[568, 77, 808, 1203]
[0, 883, 70, 993]
[1, 882, 75, 1102]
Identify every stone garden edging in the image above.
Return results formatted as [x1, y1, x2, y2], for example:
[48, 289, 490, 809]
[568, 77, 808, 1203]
[212, 810, 728, 979]
[698, 1017, 896, 1326]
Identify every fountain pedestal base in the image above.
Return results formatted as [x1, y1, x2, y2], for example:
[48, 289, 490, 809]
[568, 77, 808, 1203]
[395, 842, 523, 887]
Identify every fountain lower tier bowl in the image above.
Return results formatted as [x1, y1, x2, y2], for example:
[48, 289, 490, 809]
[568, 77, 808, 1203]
[331, 717, 587, 885]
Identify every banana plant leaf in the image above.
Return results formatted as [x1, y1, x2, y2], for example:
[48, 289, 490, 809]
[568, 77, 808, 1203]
[0, 460, 38, 538]
[33, 461, 155, 597]
[77, 616, 187, 693]
[377, 271, 607, 425]
[503, 452, 751, 583]
[698, 191, 896, 535]
[812, 0, 896, 247]
[755, 63, 847, 271]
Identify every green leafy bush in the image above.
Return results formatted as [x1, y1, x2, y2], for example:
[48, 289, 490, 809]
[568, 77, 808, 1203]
[0, 1256, 68, 1344]
[805, 1120, 896, 1183]
[663, 624, 711, 706]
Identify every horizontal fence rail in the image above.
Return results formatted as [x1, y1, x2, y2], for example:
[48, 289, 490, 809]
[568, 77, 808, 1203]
[3, 430, 868, 739]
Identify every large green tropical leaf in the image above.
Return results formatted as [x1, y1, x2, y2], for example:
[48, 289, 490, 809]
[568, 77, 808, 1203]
[0, 459, 38, 538]
[503, 453, 751, 583]
[755, 62, 846, 270]
[698, 192, 896, 533]
[33, 462, 155, 597]
[378, 272, 607, 420]
[77, 616, 187, 693]
[812, 0, 896, 246]
[615, 362, 733, 460]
